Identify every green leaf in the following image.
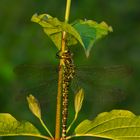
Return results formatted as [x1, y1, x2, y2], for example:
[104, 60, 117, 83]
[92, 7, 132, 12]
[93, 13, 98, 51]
[74, 88, 84, 117]
[27, 94, 41, 119]
[31, 13, 83, 49]
[74, 110, 140, 140]
[31, 13, 112, 57]
[67, 89, 84, 133]
[27, 95, 53, 139]
[0, 113, 44, 138]
[72, 20, 113, 57]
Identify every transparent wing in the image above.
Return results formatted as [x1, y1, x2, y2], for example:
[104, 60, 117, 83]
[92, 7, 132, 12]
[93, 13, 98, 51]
[71, 65, 131, 104]
[14, 64, 58, 86]
[14, 64, 58, 106]
[14, 64, 131, 107]
[75, 65, 132, 81]
[74, 65, 132, 89]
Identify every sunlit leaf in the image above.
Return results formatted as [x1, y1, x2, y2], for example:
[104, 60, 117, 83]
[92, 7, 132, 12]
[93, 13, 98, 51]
[0, 113, 44, 138]
[72, 20, 113, 57]
[31, 13, 83, 49]
[74, 110, 140, 140]
[27, 94, 41, 119]
[31, 13, 112, 57]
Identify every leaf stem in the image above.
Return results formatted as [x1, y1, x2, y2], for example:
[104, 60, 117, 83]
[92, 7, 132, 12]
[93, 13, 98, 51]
[66, 115, 77, 133]
[39, 118, 54, 139]
[55, 0, 72, 139]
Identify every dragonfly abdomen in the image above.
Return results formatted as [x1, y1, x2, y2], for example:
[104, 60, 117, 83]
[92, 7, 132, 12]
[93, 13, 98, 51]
[60, 50, 75, 140]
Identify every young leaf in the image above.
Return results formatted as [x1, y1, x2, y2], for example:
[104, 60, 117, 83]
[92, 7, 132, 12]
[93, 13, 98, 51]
[27, 94, 41, 119]
[27, 94, 54, 139]
[0, 113, 45, 138]
[72, 110, 140, 140]
[74, 88, 84, 118]
[31, 13, 83, 49]
[72, 20, 113, 57]
[67, 89, 84, 132]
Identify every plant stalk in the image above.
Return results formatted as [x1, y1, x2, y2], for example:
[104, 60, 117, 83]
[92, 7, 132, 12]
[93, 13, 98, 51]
[55, 0, 71, 139]
[65, 0, 71, 23]
[39, 118, 54, 139]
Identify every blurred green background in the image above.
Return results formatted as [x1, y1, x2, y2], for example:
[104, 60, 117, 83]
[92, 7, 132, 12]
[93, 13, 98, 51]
[0, 0, 140, 140]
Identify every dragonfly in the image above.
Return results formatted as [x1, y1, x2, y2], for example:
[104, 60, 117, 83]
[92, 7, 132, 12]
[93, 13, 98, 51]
[14, 62, 132, 108]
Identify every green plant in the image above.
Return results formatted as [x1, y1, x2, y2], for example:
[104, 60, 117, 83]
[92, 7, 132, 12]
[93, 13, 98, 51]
[0, 0, 140, 140]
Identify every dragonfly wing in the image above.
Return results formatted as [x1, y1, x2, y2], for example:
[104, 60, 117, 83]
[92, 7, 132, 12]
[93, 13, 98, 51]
[71, 65, 130, 103]
[74, 65, 132, 89]
[75, 65, 132, 80]
[14, 64, 58, 105]
[14, 64, 58, 85]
